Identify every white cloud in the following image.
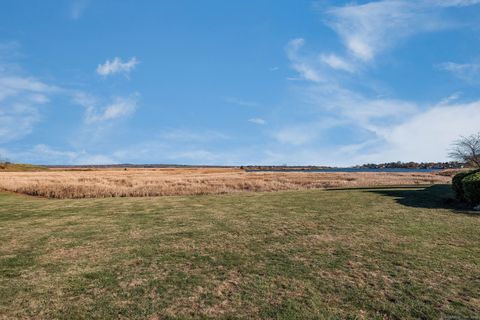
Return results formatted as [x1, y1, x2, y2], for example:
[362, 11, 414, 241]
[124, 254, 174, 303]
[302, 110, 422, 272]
[319, 53, 354, 72]
[322, 0, 477, 62]
[438, 62, 480, 82]
[90, 96, 138, 123]
[269, 88, 480, 165]
[73, 93, 139, 123]
[260, 102, 480, 166]
[248, 118, 266, 125]
[285, 40, 355, 83]
[325, 1, 418, 61]
[0, 76, 56, 101]
[439, 92, 462, 105]
[286, 39, 322, 82]
[357, 101, 480, 163]
[300, 83, 417, 128]
[96, 57, 139, 77]
[430, 0, 480, 7]
[0, 104, 39, 143]
[0, 75, 56, 143]
[96, 97, 138, 121]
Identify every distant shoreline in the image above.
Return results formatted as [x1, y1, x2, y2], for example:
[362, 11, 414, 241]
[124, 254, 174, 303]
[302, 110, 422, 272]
[246, 168, 442, 173]
[40, 162, 465, 171]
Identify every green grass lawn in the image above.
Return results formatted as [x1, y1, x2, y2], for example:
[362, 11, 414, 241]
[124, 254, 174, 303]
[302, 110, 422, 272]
[0, 185, 479, 319]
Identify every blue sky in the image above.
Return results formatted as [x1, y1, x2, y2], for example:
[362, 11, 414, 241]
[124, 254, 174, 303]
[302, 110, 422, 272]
[1, 0, 480, 166]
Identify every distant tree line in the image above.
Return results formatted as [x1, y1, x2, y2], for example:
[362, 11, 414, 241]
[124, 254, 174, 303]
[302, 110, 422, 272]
[354, 161, 465, 170]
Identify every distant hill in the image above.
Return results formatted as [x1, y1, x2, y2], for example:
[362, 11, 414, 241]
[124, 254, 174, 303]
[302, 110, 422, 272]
[0, 163, 48, 172]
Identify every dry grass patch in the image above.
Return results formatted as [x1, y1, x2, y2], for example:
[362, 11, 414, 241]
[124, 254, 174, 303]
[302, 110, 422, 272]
[0, 168, 450, 198]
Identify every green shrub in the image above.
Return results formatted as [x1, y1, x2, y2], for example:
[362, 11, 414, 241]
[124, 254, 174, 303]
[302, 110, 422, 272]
[452, 169, 480, 201]
[462, 171, 480, 204]
[453, 171, 473, 200]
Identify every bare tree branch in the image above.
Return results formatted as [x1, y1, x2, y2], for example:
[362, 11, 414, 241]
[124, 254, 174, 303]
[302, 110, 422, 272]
[449, 132, 480, 168]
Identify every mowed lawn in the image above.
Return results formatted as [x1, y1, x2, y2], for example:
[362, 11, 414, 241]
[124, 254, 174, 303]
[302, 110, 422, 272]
[0, 186, 479, 319]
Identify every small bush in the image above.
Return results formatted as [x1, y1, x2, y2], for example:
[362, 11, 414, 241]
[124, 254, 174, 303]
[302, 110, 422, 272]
[452, 170, 477, 200]
[462, 171, 480, 204]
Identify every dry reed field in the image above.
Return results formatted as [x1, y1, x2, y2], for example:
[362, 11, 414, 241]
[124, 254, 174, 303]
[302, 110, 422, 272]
[0, 168, 451, 199]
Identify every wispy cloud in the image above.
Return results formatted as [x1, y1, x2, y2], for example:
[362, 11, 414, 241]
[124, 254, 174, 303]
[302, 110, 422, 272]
[431, 0, 480, 7]
[439, 92, 462, 105]
[224, 97, 261, 107]
[322, 0, 477, 62]
[0, 103, 40, 143]
[112, 141, 230, 165]
[355, 101, 480, 163]
[93, 96, 138, 122]
[96, 57, 139, 77]
[302, 84, 418, 127]
[260, 98, 480, 166]
[319, 53, 354, 73]
[159, 129, 228, 143]
[73, 93, 139, 123]
[69, 0, 90, 20]
[438, 62, 480, 83]
[248, 118, 266, 125]
[1, 144, 115, 165]
[0, 75, 57, 143]
[0, 76, 56, 101]
[286, 38, 322, 82]
[273, 124, 322, 146]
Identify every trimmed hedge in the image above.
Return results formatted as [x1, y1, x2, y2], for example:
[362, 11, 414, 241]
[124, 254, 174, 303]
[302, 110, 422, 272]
[452, 171, 474, 201]
[462, 171, 480, 204]
[453, 169, 480, 204]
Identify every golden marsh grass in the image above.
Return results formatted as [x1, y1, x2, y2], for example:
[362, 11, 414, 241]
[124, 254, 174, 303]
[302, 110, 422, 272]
[0, 168, 451, 199]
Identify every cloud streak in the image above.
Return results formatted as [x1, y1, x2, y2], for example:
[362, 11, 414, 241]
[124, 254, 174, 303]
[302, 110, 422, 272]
[96, 57, 139, 77]
[1, 144, 115, 165]
[0, 75, 57, 143]
[438, 62, 480, 83]
[73, 93, 139, 123]
[322, 0, 479, 63]
[248, 118, 266, 125]
[286, 38, 322, 82]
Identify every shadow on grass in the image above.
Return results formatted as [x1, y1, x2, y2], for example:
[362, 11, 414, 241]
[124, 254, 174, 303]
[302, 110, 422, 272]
[329, 184, 478, 215]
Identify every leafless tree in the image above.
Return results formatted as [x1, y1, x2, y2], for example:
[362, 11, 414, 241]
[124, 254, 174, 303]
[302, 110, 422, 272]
[449, 132, 480, 168]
